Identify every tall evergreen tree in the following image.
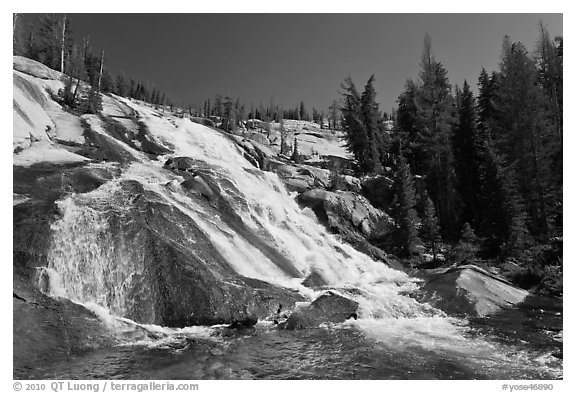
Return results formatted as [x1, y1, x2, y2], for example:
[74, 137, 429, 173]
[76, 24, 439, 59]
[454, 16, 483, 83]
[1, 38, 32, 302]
[414, 34, 460, 239]
[395, 79, 423, 173]
[453, 81, 482, 228]
[340, 76, 370, 173]
[420, 193, 442, 261]
[479, 145, 529, 259]
[221, 96, 236, 132]
[34, 14, 69, 71]
[360, 75, 383, 173]
[390, 155, 420, 257]
[329, 100, 339, 130]
[492, 37, 554, 237]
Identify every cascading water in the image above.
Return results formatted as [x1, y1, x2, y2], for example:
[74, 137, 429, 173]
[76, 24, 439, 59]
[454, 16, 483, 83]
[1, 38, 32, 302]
[34, 100, 562, 379]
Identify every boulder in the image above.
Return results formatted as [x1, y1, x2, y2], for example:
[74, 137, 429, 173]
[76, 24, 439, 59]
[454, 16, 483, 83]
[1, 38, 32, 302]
[280, 291, 359, 330]
[419, 265, 530, 317]
[164, 156, 199, 173]
[302, 270, 327, 289]
[283, 177, 312, 193]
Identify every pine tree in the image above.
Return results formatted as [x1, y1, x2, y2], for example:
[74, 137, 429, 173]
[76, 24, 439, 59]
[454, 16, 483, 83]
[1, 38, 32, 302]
[448, 222, 479, 266]
[390, 155, 420, 257]
[291, 137, 302, 163]
[492, 37, 554, 237]
[396, 79, 423, 173]
[414, 34, 460, 239]
[340, 76, 370, 174]
[479, 145, 529, 259]
[536, 22, 562, 139]
[360, 75, 383, 173]
[477, 68, 498, 142]
[221, 96, 236, 132]
[84, 77, 103, 114]
[420, 193, 442, 261]
[35, 14, 68, 71]
[453, 80, 482, 228]
[329, 100, 339, 130]
[299, 101, 309, 121]
[279, 118, 290, 156]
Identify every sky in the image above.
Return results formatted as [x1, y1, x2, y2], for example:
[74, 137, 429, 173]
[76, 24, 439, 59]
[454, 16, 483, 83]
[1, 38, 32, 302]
[23, 13, 562, 113]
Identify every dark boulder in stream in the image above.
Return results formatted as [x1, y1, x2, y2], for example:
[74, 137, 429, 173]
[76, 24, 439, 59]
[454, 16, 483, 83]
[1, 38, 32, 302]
[280, 291, 359, 330]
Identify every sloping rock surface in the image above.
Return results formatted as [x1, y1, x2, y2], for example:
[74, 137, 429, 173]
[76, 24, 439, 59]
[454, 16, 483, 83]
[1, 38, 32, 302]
[420, 265, 529, 317]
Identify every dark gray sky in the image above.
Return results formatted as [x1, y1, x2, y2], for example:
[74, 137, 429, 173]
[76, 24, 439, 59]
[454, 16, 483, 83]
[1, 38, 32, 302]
[32, 13, 563, 113]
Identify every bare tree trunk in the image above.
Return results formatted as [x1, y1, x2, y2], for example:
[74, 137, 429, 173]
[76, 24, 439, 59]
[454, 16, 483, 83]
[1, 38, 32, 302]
[13, 13, 19, 35]
[98, 50, 104, 92]
[83, 36, 90, 62]
[72, 77, 81, 106]
[60, 14, 67, 73]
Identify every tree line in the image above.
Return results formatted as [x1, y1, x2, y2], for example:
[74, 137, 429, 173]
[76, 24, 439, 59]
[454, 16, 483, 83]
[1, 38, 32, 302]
[339, 26, 562, 288]
[13, 14, 177, 112]
[189, 95, 340, 133]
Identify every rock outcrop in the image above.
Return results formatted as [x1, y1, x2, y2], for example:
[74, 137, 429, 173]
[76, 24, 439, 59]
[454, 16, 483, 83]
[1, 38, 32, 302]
[298, 188, 393, 239]
[419, 265, 530, 317]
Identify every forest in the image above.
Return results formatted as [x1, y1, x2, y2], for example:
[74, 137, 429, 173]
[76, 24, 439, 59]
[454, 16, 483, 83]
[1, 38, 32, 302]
[338, 30, 562, 296]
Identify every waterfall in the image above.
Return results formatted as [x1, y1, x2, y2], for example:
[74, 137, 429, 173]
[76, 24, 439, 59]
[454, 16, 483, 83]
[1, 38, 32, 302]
[39, 112, 440, 326]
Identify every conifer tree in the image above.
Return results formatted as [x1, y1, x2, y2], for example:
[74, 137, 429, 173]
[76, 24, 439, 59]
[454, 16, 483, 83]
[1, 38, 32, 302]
[279, 118, 290, 156]
[478, 145, 529, 259]
[360, 75, 383, 173]
[35, 14, 69, 71]
[420, 193, 442, 261]
[329, 100, 339, 130]
[291, 137, 302, 163]
[340, 76, 370, 174]
[414, 34, 460, 239]
[390, 155, 420, 257]
[84, 77, 103, 114]
[453, 80, 482, 228]
[395, 79, 423, 173]
[448, 222, 479, 266]
[221, 96, 236, 132]
[492, 37, 554, 237]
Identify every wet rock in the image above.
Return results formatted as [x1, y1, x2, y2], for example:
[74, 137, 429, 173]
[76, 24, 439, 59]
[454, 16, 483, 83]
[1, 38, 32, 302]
[181, 175, 216, 201]
[13, 276, 115, 379]
[296, 188, 397, 267]
[302, 270, 327, 289]
[419, 265, 530, 317]
[228, 316, 258, 329]
[164, 156, 199, 173]
[280, 291, 359, 330]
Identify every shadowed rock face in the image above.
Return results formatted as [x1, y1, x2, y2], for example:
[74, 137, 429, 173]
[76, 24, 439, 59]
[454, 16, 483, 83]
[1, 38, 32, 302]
[419, 265, 529, 317]
[296, 188, 400, 268]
